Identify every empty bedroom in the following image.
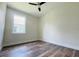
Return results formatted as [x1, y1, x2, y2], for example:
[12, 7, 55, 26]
[0, 2, 79, 57]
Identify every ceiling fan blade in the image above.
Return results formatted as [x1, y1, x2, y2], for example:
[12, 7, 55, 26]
[29, 3, 37, 5]
[40, 2, 46, 5]
[38, 7, 41, 12]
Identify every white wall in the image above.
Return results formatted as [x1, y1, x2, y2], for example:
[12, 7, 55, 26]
[0, 3, 7, 50]
[40, 3, 79, 50]
[3, 7, 39, 46]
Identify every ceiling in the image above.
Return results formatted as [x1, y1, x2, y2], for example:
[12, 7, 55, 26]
[7, 2, 79, 18]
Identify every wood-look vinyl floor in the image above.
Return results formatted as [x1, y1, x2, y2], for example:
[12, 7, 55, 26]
[0, 40, 79, 57]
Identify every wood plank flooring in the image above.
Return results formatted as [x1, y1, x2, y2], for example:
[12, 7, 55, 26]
[0, 40, 79, 57]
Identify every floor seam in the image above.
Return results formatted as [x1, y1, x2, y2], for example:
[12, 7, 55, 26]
[49, 48, 62, 57]
[72, 50, 75, 57]
[38, 46, 57, 57]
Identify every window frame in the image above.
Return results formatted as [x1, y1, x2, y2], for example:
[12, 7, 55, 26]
[12, 14, 26, 34]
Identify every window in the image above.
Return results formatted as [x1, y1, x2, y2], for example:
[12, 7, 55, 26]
[12, 14, 26, 33]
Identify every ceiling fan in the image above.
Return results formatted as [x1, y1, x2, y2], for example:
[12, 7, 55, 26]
[28, 2, 46, 12]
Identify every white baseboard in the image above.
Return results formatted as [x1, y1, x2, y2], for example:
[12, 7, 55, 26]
[3, 39, 39, 47]
[41, 39, 79, 50]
